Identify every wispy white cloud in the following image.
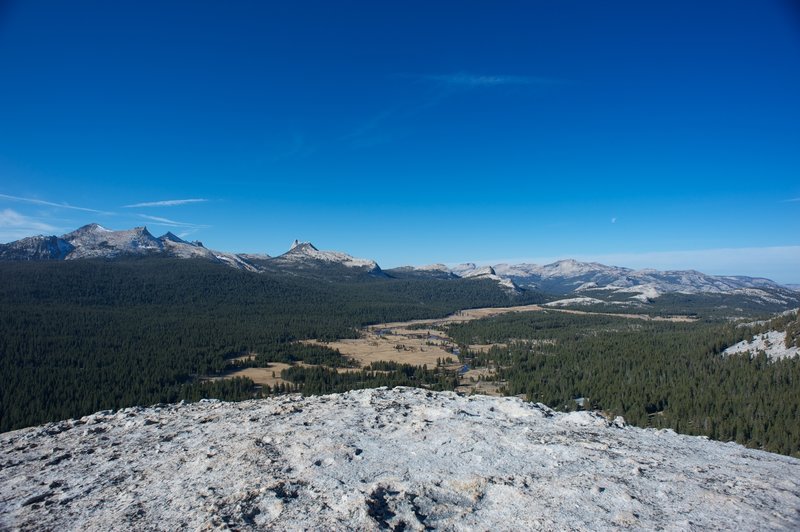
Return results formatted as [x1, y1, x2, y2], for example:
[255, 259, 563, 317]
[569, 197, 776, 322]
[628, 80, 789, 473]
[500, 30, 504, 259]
[0, 193, 111, 214]
[421, 73, 563, 87]
[124, 198, 208, 208]
[783, 197, 800, 202]
[0, 208, 59, 241]
[137, 214, 209, 229]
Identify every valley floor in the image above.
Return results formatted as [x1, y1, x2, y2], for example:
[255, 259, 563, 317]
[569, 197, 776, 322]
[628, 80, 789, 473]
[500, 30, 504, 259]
[219, 303, 697, 395]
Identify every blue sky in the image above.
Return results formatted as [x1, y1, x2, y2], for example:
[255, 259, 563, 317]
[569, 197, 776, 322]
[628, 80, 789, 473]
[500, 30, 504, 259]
[1, 1, 799, 282]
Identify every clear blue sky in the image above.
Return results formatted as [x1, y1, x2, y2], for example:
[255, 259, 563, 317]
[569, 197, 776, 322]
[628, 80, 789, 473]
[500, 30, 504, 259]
[1, 1, 799, 282]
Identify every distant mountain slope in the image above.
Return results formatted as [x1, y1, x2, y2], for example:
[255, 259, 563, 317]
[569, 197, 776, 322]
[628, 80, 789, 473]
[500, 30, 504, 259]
[0, 234, 73, 260]
[724, 309, 800, 360]
[62, 224, 163, 259]
[272, 240, 382, 274]
[0, 225, 380, 277]
[1, 224, 797, 309]
[0, 224, 236, 264]
[384, 264, 459, 280]
[446, 259, 799, 308]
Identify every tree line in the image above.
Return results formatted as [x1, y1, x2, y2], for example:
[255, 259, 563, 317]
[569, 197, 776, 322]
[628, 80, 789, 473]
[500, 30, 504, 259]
[0, 258, 529, 431]
[446, 310, 800, 456]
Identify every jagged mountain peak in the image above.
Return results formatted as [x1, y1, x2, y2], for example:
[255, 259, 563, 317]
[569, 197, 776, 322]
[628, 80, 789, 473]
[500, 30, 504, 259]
[0, 224, 381, 275]
[160, 231, 186, 243]
[64, 222, 112, 236]
[289, 240, 319, 253]
[64, 223, 157, 243]
[278, 240, 380, 271]
[158, 232, 209, 250]
[84, 222, 107, 230]
[60, 224, 162, 260]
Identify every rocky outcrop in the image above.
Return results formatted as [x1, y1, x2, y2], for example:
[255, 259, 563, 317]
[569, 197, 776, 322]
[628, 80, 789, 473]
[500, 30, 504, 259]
[1, 387, 798, 530]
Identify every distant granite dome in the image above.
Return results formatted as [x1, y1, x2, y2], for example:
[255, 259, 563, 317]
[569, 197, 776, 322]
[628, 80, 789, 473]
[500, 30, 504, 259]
[277, 240, 381, 271]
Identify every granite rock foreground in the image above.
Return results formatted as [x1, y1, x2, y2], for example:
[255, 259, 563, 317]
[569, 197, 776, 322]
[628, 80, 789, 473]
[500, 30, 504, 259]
[1, 387, 799, 531]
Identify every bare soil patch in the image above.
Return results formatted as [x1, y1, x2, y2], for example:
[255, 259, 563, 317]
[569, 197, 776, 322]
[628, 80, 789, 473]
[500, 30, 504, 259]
[210, 362, 294, 388]
[304, 335, 455, 368]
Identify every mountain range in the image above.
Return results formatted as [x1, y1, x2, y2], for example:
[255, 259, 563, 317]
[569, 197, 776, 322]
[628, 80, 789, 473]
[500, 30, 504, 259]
[2, 223, 798, 309]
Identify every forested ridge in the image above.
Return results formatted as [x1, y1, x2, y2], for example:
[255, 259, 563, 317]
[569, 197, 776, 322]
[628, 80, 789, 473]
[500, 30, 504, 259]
[0, 258, 534, 431]
[447, 311, 800, 456]
[3, 258, 798, 458]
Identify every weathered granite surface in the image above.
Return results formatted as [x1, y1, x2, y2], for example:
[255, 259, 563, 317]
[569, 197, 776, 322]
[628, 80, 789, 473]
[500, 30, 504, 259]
[2, 387, 799, 531]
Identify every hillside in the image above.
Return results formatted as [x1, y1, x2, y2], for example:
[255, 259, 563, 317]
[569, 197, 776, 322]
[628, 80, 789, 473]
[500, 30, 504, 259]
[1, 388, 798, 530]
[724, 309, 800, 360]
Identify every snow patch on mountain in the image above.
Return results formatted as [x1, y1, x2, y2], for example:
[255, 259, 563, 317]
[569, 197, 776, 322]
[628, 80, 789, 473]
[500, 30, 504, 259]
[1, 388, 798, 531]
